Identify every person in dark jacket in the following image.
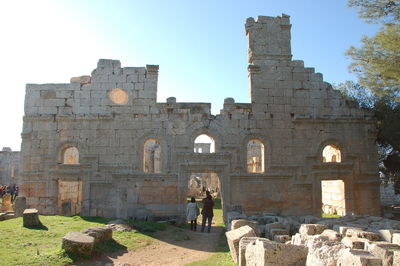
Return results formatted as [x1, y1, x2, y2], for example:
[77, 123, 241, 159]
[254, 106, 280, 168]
[201, 191, 214, 233]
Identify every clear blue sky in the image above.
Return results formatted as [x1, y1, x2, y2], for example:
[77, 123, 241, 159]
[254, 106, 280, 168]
[0, 0, 378, 150]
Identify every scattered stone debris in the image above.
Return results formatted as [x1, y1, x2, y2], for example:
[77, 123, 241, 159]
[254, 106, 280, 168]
[227, 212, 400, 266]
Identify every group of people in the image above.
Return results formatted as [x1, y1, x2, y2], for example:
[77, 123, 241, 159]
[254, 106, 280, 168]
[0, 184, 19, 202]
[186, 190, 214, 233]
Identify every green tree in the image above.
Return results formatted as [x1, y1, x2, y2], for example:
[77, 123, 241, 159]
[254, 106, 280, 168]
[349, 0, 400, 24]
[347, 0, 400, 101]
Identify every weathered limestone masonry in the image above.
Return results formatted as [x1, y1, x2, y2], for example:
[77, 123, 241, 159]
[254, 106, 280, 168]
[19, 15, 380, 219]
[0, 147, 20, 185]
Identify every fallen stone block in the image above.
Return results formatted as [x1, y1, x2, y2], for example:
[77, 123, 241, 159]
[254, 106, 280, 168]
[378, 229, 400, 242]
[264, 222, 289, 238]
[333, 225, 365, 235]
[0, 213, 5, 221]
[238, 236, 259, 266]
[393, 233, 400, 244]
[269, 228, 289, 240]
[305, 236, 345, 266]
[4, 213, 15, 220]
[346, 229, 381, 241]
[299, 224, 326, 236]
[81, 227, 112, 243]
[226, 225, 256, 264]
[394, 250, 400, 265]
[273, 234, 291, 243]
[321, 229, 342, 241]
[227, 211, 247, 224]
[62, 232, 95, 256]
[341, 237, 368, 249]
[231, 219, 262, 236]
[245, 238, 308, 266]
[23, 208, 41, 227]
[366, 241, 400, 266]
[337, 249, 382, 265]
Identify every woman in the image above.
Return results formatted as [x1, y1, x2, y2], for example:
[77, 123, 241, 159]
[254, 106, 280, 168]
[186, 197, 200, 231]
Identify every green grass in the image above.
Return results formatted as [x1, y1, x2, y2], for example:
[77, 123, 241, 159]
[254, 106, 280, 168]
[185, 227, 235, 266]
[322, 213, 341, 218]
[0, 215, 162, 265]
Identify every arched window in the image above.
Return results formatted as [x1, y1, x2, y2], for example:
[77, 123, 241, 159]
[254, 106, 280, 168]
[62, 146, 79, 164]
[322, 145, 341, 163]
[144, 138, 161, 173]
[247, 139, 265, 173]
[194, 134, 215, 153]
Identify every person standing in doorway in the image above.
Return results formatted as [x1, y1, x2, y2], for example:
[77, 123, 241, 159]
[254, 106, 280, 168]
[201, 191, 214, 233]
[186, 197, 200, 231]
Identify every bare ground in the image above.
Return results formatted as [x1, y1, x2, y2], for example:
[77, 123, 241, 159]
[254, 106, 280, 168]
[76, 224, 223, 266]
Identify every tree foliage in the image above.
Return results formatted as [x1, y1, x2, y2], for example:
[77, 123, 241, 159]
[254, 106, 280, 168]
[347, 24, 400, 100]
[347, 0, 400, 101]
[349, 0, 400, 24]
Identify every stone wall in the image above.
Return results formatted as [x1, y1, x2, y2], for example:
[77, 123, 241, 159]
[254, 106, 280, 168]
[19, 15, 380, 219]
[0, 147, 20, 185]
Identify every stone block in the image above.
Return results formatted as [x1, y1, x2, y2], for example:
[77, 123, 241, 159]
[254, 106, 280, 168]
[393, 233, 400, 244]
[366, 241, 400, 266]
[341, 237, 367, 249]
[273, 234, 291, 243]
[334, 225, 365, 235]
[346, 229, 381, 241]
[299, 224, 326, 236]
[81, 226, 112, 243]
[231, 219, 262, 236]
[337, 249, 382, 266]
[23, 208, 41, 227]
[305, 235, 345, 266]
[378, 229, 400, 242]
[321, 229, 342, 241]
[245, 238, 308, 266]
[238, 237, 259, 266]
[226, 225, 257, 264]
[269, 228, 289, 240]
[62, 232, 95, 256]
[226, 211, 247, 225]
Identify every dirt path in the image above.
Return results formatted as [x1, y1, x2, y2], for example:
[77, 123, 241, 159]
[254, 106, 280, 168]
[77, 225, 223, 266]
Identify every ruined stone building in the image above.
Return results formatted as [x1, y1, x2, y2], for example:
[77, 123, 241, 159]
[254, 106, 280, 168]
[19, 15, 380, 219]
[0, 147, 20, 185]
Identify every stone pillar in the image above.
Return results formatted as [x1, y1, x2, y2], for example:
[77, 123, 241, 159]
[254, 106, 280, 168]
[23, 208, 41, 227]
[13, 196, 26, 217]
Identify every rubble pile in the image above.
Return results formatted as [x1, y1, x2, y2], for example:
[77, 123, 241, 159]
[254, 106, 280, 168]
[226, 212, 400, 265]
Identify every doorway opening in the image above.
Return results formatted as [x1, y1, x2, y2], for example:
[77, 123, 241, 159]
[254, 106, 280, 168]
[187, 172, 223, 226]
[321, 179, 346, 217]
[57, 180, 82, 216]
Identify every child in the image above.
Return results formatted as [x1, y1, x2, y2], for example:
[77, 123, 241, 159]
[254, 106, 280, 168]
[186, 197, 200, 231]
